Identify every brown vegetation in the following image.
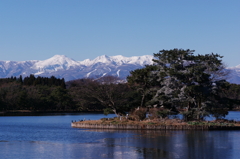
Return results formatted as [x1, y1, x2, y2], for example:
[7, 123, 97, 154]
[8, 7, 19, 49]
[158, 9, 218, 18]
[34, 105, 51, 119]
[75, 116, 240, 127]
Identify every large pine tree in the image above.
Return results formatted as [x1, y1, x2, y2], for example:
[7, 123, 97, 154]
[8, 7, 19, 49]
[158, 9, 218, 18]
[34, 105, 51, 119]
[150, 49, 229, 120]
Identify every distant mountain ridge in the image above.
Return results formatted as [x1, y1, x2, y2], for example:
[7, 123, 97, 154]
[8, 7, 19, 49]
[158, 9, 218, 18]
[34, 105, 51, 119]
[0, 55, 154, 81]
[226, 65, 240, 84]
[0, 54, 239, 84]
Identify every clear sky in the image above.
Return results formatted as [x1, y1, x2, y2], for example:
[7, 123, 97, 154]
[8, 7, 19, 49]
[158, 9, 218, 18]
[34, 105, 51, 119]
[1, 0, 239, 67]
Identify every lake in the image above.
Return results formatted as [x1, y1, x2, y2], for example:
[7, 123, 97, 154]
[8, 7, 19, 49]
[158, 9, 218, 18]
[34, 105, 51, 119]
[0, 112, 240, 159]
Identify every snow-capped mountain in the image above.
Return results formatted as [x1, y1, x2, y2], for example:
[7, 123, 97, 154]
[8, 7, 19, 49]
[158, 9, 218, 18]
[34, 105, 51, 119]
[0, 55, 154, 81]
[0, 54, 239, 84]
[226, 65, 240, 84]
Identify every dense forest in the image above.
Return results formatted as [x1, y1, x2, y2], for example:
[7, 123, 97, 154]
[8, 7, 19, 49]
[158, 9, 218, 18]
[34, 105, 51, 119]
[0, 74, 140, 113]
[1, 49, 240, 121]
[0, 75, 72, 111]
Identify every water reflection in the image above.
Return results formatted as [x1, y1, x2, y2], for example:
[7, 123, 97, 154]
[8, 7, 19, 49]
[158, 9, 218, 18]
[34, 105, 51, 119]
[87, 129, 239, 159]
[0, 130, 239, 159]
[1, 113, 240, 159]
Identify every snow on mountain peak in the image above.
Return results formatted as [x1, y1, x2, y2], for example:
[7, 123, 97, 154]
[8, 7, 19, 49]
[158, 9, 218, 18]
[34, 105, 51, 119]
[47, 55, 77, 64]
[227, 64, 240, 70]
[235, 64, 240, 69]
[79, 54, 154, 66]
[110, 55, 154, 65]
[79, 55, 111, 66]
[93, 55, 111, 63]
[32, 54, 79, 70]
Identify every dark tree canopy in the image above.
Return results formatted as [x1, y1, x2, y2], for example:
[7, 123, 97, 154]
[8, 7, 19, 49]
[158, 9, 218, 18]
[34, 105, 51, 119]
[151, 49, 231, 120]
[67, 76, 138, 116]
[127, 65, 158, 107]
[128, 49, 236, 121]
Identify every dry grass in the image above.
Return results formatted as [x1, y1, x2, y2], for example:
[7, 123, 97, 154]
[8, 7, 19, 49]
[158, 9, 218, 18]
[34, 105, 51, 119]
[75, 117, 240, 127]
[76, 118, 187, 126]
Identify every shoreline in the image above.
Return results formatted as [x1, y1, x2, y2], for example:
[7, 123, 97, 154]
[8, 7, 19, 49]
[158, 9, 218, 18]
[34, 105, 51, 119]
[71, 118, 240, 130]
[71, 122, 240, 130]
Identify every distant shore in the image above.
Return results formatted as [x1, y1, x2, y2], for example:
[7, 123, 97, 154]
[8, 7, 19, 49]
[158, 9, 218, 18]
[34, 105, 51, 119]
[0, 110, 103, 116]
[1, 109, 240, 116]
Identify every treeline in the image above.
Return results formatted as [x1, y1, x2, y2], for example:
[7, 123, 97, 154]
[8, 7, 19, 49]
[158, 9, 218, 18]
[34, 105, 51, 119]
[0, 73, 239, 114]
[0, 75, 66, 88]
[225, 84, 240, 110]
[66, 76, 140, 115]
[0, 75, 72, 111]
[0, 75, 140, 112]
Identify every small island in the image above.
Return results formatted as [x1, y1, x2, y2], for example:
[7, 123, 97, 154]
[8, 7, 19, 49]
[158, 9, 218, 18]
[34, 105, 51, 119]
[71, 117, 240, 130]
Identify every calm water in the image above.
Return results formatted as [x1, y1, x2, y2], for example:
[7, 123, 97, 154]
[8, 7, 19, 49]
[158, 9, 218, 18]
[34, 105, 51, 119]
[0, 112, 240, 159]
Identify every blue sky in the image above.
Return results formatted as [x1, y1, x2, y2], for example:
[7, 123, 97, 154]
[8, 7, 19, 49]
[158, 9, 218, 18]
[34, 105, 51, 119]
[1, 0, 239, 67]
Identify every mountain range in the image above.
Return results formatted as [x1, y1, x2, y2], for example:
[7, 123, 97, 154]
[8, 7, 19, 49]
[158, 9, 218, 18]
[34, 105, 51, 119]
[0, 55, 153, 81]
[0, 55, 239, 84]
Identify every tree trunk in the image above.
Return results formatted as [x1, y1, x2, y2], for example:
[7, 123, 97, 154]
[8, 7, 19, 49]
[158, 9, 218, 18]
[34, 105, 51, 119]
[112, 108, 119, 117]
[140, 94, 145, 107]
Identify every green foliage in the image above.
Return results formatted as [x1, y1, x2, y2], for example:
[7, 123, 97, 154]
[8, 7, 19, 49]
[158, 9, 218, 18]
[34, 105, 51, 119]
[110, 120, 120, 124]
[0, 75, 71, 111]
[127, 65, 158, 107]
[17, 90, 28, 109]
[187, 121, 205, 125]
[23, 75, 66, 88]
[103, 108, 114, 115]
[187, 121, 234, 126]
[209, 108, 228, 120]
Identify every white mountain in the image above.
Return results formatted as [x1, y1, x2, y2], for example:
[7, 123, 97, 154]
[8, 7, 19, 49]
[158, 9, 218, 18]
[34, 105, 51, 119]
[226, 65, 240, 84]
[0, 54, 154, 81]
[32, 55, 81, 75]
[0, 54, 239, 84]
